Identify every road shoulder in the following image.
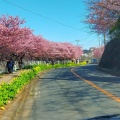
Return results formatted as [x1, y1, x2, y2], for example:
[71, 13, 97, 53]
[96, 65, 120, 77]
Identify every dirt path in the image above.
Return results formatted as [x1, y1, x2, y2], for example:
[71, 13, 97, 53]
[0, 70, 22, 85]
[0, 70, 48, 120]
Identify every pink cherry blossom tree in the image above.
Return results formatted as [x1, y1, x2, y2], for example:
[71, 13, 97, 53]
[0, 14, 83, 66]
[27, 35, 50, 60]
[0, 15, 33, 60]
[85, 0, 120, 34]
[93, 46, 105, 59]
[85, 0, 120, 45]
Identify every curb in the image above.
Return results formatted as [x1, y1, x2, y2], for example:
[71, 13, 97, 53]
[12, 80, 37, 120]
[0, 69, 50, 120]
[0, 76, 38, 120]
[96, 66, 120, 77]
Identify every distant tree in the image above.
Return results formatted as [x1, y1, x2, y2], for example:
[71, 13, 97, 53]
[93, 46, 105, 59]
[44, 42, 83, 61]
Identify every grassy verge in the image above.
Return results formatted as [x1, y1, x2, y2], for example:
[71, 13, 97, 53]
[0, 61, 86, 109]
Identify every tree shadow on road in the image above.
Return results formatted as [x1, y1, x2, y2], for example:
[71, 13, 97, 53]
[82, 114, 120, 120]
[35, 66, 120, 120]
[73, 65, 120, 84]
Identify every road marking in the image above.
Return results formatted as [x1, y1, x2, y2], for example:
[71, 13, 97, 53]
[71, 68, 120, 103]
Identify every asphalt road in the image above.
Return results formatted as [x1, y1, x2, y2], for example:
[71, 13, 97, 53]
[17, 65, 120, 120]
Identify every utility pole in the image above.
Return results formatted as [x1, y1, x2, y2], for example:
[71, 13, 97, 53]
[75, 39, 80, 46]
[98, 35, 101, 47]
[103, 33, 106, 46]
[75, 39, 80, 64]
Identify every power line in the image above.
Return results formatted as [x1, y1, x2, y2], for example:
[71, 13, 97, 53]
[2, 0, 101, 49]
[72, 33, 95, 45]
[71, 33, 100, 47]
[2, 0, 90, 33]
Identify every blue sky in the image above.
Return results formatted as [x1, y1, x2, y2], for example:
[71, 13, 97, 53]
[0, 0, 102, 50]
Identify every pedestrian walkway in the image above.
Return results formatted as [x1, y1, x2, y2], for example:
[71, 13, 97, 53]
[0, 70, 22, 85]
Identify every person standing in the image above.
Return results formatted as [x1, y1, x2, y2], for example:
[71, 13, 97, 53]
[6, 59, 15, 73]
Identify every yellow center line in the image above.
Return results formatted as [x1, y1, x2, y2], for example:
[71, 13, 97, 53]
[71, 68, 120, 103]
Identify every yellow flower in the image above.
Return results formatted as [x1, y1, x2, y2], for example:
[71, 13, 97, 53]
[0, 106, 5, 110]
[17, 89, 20, 93]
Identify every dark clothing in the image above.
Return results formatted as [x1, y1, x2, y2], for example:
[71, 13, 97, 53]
[51, 59, 54, 65]
[6, 60, 15, 73]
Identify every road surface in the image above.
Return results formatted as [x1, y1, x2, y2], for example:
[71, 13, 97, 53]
[15, 65, 120, 120]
